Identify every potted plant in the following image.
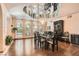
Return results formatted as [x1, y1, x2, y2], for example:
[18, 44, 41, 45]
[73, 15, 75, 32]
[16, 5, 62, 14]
[5, 35, 13, 45]
[12, 27, 17, 33]
[12, 27, 17, 38]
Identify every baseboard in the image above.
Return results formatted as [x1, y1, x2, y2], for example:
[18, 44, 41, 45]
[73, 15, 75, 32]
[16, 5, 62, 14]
[14, 37, 34, 40]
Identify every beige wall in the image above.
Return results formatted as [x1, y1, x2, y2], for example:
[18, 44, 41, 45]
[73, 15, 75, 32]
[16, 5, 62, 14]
[52, 12, 79, 42]
[59, 3, 79, 34]
[0, 4, 12, 51]
[0, 5, 3, 52]
[61, 12, 79, 34]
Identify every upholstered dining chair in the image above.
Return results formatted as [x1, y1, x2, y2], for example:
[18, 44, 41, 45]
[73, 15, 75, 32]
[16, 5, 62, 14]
[46, 32, 58, 51]
[34, 32, 38, 48]
[34, 31, 45, 49]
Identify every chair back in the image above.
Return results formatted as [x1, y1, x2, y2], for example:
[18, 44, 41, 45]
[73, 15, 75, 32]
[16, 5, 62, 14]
[34, 32, 39, 40]
[64, 32, 69, 37]
[34, 31, 41, 41]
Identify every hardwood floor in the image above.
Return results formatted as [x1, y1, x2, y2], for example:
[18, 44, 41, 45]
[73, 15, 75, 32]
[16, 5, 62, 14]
[5, 39, 79, 56]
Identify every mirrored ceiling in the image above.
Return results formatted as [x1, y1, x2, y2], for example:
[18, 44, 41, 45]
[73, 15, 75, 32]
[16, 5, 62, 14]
[5, 3, 59, 19]
[23, 3, 59, 18]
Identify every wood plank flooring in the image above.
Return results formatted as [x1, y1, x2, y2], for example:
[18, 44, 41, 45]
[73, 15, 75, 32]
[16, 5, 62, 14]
[5, 39, 79, 56]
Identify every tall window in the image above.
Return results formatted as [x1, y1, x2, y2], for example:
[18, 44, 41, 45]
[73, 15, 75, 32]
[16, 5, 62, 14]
[16, 20, 23, 38]
[16, 19, 34, 38]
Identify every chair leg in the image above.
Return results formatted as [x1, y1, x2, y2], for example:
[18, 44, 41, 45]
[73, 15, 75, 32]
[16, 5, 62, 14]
[38, 41, 40, 48]
[52, 45, 54, 52]
[57, 41, 58, 51]
[56, 45, 58, 51]
[45, 41, 47, 49]
[56, 40, 58, 51]
[46, 42, 49, 50]
[40, 42, 41, 48]
[41, 42, 44, 49]
[34, 40, 36, 49]
[34, 40, 39, 49]
[39, 42, 44, 49]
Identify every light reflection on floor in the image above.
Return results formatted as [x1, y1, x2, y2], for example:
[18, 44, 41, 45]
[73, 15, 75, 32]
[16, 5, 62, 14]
[5, 39, 79, 56]
[8, 39, 35, 56]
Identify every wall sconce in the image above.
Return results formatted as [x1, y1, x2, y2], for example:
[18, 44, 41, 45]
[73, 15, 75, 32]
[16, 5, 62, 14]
[11, 25, 13, 27]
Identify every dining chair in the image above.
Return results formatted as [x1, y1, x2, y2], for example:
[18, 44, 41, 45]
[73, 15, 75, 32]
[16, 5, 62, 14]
[37, 32, 45, 49]
[53, 34, 58, 51]
[34, 32, 45, 49]
[46, 32, 58, 52]
[34, 32, 40, 48]
[64, 32, 70, 43]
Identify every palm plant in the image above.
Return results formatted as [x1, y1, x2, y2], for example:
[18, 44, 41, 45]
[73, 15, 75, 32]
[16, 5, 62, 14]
[12, 27, 17, 33]
[12, 27, 17, 38]
[5, 35, 13, 45]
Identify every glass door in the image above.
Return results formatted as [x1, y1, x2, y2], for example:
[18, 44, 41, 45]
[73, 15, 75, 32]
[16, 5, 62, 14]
[16, 19, 46, 38]
[25, 20, 33, 37]
[16, 19, 33, 38]
[16, 20, 23, 38]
